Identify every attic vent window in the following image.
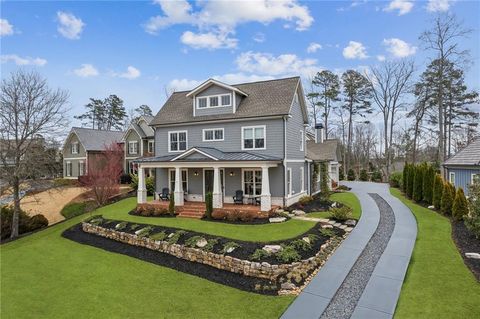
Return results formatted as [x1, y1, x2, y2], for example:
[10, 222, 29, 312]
[196, 93, 232, 109]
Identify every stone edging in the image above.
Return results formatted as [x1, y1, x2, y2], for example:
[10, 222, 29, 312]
[82, 222, 344, 286]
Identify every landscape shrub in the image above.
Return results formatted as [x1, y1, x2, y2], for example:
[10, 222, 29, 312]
[359, 169, 368, 181]
[1, 206, 49, 240]
[452, 188, 469, 221]
[185, 235, 204, 248]
[168, 193, 175, 216]
[203, 239, 218, 252]
[60, 202, 87, 219]
[307, 233, 319, 243]
[330, 206, 352, 221]
[319, 228, 335, 237]
[149, 231, 167, 241]
[402, 163, 409, 193]
[119, 174, 132, 184]
[276, 245, 301, 263]
[422, 164, 435, 205]
[347, 169, 356, 181]
[298, 195, 313, 204]
[205, 192, 213, 219]
[211, 209, 258, 222]
[221, 242, 241, 254]
[320, 162, 330, 198]
[130, 174, 155, 195]
[433, 174, 444, 209]
[407, 164, 415, 199]
[370, 170, 383, 182]
[167, 230, 186, 244]
[331, 180, 338, 189]
[115, 221, 127, 230]
[441, 182, 455, 215]
[130, 223, 140, 230]
[339, 167, 345, 181]
[250, 249, 270, 261]
[389, 172, 403, 188]
[136, 205, 170, 217]
[413, 164, 425, 202]
[465, 180, 480, 237]
[290, 239, 311, 252]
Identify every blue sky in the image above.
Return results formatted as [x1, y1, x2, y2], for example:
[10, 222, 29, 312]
[1, 0, 479, 126]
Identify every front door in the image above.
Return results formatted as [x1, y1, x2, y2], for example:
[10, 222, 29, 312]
[204, 169, 224, 201]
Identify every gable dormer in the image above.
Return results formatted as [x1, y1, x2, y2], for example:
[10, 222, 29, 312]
[186, 79, 248, 117]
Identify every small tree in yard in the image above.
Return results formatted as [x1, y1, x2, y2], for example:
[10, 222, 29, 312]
[205, 192, 213, 219]
[320, 162, 330, 198]
[81, 142, 123, 206]
[433, 174, 444, 209]
[347, 168, 356, 181]
[452, 188, 468, 221]
[465, 181, 480, 239]
[423, 164, 435, 205]
[407, 164, 415, 199]
[402, 163, 409, 194]
[413, 164, 425, 202]
[441, 182, 455, 215]
[0, 70, 68, 238]
[359, 169, 368, 181]
[168, 193, 175, 216]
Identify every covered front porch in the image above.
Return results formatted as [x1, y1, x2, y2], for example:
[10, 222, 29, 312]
[135, 147, 283, 212]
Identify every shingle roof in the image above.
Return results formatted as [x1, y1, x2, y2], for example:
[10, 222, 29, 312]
[443, 139, 480, 166]
[306, 139, 340, 162]
[136, 147, 281, 163]
[71, 127, 124, 151]
[150, 77, 302, 126]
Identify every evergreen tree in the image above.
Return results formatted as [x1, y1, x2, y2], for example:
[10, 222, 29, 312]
[403, 163, 409, 193]
[359, 169, 368, 181]
[312, 70, 340, 137]
[413, 164, 424, 202]
[347, 168, 356, 181]
[422, 164, 435, 205]
[433, 174, 444, 209]
[441, 182, 455, 215]
[75, 95, 127, 130]
[134, 104, 153, 117]
[407, 164, 415, 199]
[452, 188, 468, 221]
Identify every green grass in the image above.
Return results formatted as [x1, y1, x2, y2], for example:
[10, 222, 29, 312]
[391, 188, 480, 318]
[60, 201, 88, 219]
[0, 198, 305, 319]
[308, 192, 362, 220]
[100, 197, 316, 242]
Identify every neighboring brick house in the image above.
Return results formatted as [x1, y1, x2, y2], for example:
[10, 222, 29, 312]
[62, 127, 124, 179]
[443, 138, 480, 195]
[122, 115, 155, 176]
[134, 76, 329, 211]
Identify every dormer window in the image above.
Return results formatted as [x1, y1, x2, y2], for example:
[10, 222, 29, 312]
[210, 96, 219, 107]
[196, 93, 232, 109]
[221, 94, 231, 106]
[71, 142, 79, 154]
[198, 97, 207, 108]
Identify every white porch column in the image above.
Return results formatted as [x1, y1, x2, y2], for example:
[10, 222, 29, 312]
[261, 166, 272, 211]
[174, 166, 184, 206]
[137, 166, 147, 204]
[212, 166, 223, 208]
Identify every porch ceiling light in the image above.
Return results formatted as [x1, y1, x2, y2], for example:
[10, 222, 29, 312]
[229, 171, 235, 177]
[194, 171, 199, 176]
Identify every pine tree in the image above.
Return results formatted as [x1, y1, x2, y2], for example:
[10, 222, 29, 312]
[422, 164, 435, 205]
[433, 174, 444, 209]
[441, 182, 455, 215]
[311, 70, 340, 137]
[75, 95, 127, 130]
[452, 187, 469, 221]
[413, 164, 424, 202]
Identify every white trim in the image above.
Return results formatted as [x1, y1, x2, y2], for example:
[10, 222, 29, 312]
[196, 93, 232, 109]
[171, 147, 218, 161]
[241, 168, 262, 198]
[79, 160, 85, 176]
[300, 130, 304, 151]
[202, 128, 224, 142]
[168, 130, 188, 153]
[121, 125, 142, 142]
[233, 91, 237, 113]
[151, 115, 284, 128]
[147, 140, 155, 153]
[285, 159, 305, 163]
[66, 161, 72, 177]
[203, 168, 225, 201]
[241, 125, 266, 150]
[186, 78, 248, 97]
[139, 161, 279, 169]
[449, 171, 456, 184]
[287, 168, 292, 195]
[300, 166, 304, 192]
[63, 156, 87, 160]
[168, 168, 188, 193]
[128, 141, 138, 155]
[71, 142, 79, 154]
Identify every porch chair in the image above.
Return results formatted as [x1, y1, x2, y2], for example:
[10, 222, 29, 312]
[233, 190, 244, 205]
[158, 188, 170, 201]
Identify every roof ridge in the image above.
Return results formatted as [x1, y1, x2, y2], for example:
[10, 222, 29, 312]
[72, 126, 124, 133]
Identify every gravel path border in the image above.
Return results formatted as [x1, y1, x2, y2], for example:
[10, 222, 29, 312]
[319, 193, 396, 319]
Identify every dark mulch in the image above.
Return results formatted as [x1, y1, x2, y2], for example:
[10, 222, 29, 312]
[200, 216, 290, 225]
[62, 224, 279, 294]
[288, 195, 337, 213]
[128, 210, 177, 218]
[91, 217, 343, 265]
[451, 221, 480, 281]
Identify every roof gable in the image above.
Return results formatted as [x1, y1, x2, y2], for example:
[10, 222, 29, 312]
[69, 127, 124, 151]
[186, 79, 248, 98]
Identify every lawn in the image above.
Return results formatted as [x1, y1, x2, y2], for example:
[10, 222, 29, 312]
[0, 197, 319, 319]
[308, 192, 362, 220]
[391, 188, 480, 318]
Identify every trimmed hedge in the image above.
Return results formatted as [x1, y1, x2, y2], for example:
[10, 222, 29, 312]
[433, 174, 444, 209]
[452, 188, 468, 221]
[441, 182, 455, 215]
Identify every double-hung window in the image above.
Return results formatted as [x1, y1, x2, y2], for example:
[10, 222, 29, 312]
[169, 169, 188, 192]
[243, 169, 262, 196]
[203, 128, 224, 141]
[221, 94, 231, 106]
[147, 140, 154, 153]
[66, 161, 72, 177]
[449, 172, 455, 184]
[79, 161, 85, 176]
[128, 141, 138, 155]
[198, 97, 207, 108]
[71, 142, 78, 154]
[472, 173, 480, 184]
[169, 131, 187, 152]
[209, 96, 219, 107]
[242, 126, 265, 150]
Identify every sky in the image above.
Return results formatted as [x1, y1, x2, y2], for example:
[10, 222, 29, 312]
[1, 0, 479, 128]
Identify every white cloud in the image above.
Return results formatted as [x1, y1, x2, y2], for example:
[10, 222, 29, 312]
[168, 73, 274, 92]
[57, 11, 85, 40]
[236, 51, 320, 78]
[307, 42, 322, 53]
[384, 0, 414, 15]
[114, 66, 141, 79]
[383, 38, 417, 57]
[253, 32, 265, 43]
[145, 0, 313, 49]
[180, 30, 237, 49]
[337, 0, 368, 12]
[376, 55, 386, 62]
[73, 64, 99, 77]
[0, 54, 47, 66]
[0, 19, 14, 36]
[426, 0, 453, 12]
[343, 41, 368, 59]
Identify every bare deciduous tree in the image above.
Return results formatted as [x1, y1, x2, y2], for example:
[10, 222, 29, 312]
[0, 70, 68, 238]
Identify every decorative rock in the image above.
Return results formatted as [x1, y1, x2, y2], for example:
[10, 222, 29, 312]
[465, 252, 480, 259]
[302, 237, 311, 244]
[345, 219, 357, 226]
[293, 210, 306, 216]
[168, 233, 174, 238]
[275, 208, 285, 213]
[333, 222, 342, 227]
[226, 246, 236, 253]
[322, 224, 334, 229]
[331, 202, 337, 208]
[269, 217, 287, 223]
[263, 245, 283, 254]
[339, 225, 347, 230]
[428, 205, 435, 209]
[195, 238, 208, 248]
[345, 227, 353, 232]
[281, 282, 297, 290]
[328, 220, 336, 225]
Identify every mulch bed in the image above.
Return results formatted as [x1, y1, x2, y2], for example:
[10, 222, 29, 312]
[451, 221, 480, 281]
[86, 218, 343, 265]
[128, 210, 177, 218]
[62, 224, 279, 295]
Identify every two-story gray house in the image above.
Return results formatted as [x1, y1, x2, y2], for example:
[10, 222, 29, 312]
[122, 115, 155, 176]
[135, 77, 319, 212]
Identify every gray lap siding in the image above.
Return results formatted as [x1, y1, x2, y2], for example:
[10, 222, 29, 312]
[445, 166, 480, 195]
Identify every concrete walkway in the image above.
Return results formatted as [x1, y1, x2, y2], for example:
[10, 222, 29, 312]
[281, 182, 417, 319]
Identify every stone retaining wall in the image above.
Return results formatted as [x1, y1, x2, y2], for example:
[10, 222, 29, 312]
[82, 222, 343, 281]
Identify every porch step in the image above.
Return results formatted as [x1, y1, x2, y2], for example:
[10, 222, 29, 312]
[178, 210, 205, 219]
